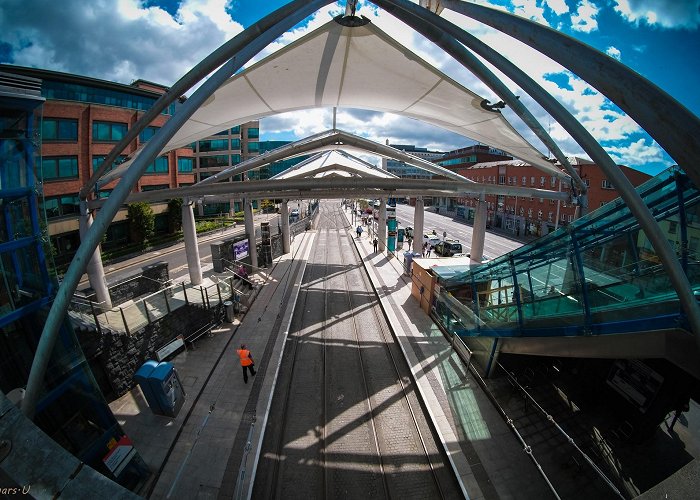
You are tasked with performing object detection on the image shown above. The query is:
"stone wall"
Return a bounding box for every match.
[78,303,215,400]
[82,262,170,306]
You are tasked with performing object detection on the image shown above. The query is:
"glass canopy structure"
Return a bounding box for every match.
[434,167,700,339]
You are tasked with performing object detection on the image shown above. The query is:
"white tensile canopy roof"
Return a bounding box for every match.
[271,149,398,180]
[106,16,564,184]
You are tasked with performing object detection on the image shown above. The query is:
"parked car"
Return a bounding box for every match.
[434,239,463,256]
[423,235,441,248]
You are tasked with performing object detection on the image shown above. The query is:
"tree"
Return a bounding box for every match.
[127,202,155,244]
[167,198,183,233]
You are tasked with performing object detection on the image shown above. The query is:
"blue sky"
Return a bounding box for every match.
[1,0,699,175]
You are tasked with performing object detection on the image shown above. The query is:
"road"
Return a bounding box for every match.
[393,203,523,259]
[77,212,283,290]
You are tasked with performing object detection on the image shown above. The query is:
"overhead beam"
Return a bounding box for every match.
[87,177,569,210]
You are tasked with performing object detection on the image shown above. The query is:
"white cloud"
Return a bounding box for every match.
[613,0,700,29]
[606,46,622,60]
[571,0,600,33]
[544,0,570,15]
[0,0,244,86]
[604,137,668,166]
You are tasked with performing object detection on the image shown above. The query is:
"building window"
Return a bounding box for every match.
[42,156,79,180]
[231,154,241,164]
[551,176,556,187]
[231,138,241,149]
[144,156,169,174]
[231,125,241,134]
[139,126,160,143]
[92,121,127,142]
[520,207,524,215]
[499,175,505,185]
[200,155,229,168]
[548,211,553,222]
[141,184,169,191]
[42,118,78,141]
[92,155,127,173]
[96,189,112,199]
[41,195,80,219]
[522,176,526,186]
[528,208,533,218]
[584,178,590,186]
[178,157,194,173]
[248,142,260,152]
[530,176,535,186]
[540,176,545,186]
[602,179,614,189]
[567,214,573,222]
[247,127,259,139]
[199,139,229,152]
[538,210,543,220]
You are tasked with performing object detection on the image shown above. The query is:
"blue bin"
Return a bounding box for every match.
[133,360,186,417]
[134,360,161,414]
[148,362,186,418]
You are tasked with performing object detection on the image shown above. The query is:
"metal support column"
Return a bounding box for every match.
[281,200,291,254]
[182,199,202,285]
[471,194,487,265]
[378,197,387,251]
[413,197,425,255]
[79,202,112,310]
[244,198,258,270]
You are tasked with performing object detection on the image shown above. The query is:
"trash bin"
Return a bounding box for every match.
[223,300,234,323]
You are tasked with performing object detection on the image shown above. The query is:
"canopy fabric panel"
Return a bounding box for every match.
[159,17,559,176]
[271,149,398,180]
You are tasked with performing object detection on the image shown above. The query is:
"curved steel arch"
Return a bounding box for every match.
[22,0,336,418]
[375,0,700,351]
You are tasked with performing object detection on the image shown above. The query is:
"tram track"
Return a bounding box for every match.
[253,202,462,499]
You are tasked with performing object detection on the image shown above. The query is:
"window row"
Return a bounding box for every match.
[42,155,190,181]
[43,80,175,114]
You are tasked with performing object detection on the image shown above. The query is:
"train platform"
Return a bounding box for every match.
[110,212,548,499]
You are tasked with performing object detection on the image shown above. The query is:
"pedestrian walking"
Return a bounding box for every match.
[422,242,427,257]
[373,237,378,252]
[356,225,363,238]
[236,344,256,384]
[426,244,432,257]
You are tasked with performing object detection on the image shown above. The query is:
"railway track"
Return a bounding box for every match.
[253,202,462,499]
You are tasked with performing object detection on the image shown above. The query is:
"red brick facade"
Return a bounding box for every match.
[454,158,651,236]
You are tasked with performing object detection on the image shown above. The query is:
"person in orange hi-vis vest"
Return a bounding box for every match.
[236,344,256,384]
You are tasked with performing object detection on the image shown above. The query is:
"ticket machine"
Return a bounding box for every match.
[134,361,186,418]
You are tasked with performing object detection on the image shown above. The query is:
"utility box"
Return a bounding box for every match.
[134,361,186,418]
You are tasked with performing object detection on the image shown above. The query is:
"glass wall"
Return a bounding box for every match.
[436,168,700,338]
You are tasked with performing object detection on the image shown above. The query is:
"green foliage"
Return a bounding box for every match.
[260,199,276,213]
[127,202,155,244]
[167,198,183,233]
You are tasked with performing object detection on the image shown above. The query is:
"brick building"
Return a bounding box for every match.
[455,157,652,236]
[0,64,259,265]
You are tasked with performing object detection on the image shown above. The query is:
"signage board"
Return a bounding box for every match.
[103,435,136,477]
[233,239,249,261]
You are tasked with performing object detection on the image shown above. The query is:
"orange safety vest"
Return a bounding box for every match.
[237,349,253,366]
